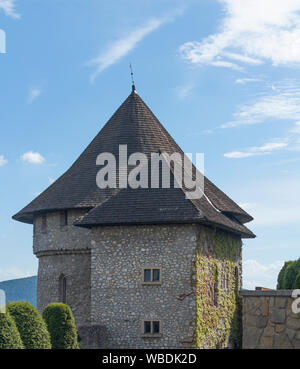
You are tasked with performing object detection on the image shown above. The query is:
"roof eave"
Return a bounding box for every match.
[74,218,256,239]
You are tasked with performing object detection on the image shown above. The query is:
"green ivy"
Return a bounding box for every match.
[181,226,242,349]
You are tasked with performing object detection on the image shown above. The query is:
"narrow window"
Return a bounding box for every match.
[213,265,218,306]
[153,269,160,282]
[235,266,239,291]
[142,268,161,284]
[144,321,151,334]
[213,280,218,306]
[60,210,68,228]
[153,321,160,334]
[144,269,151,283]
[59,274,67,303]
[41,214,47,233]
[142,320,161,336]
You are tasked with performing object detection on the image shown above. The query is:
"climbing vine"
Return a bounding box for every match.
[179,226,242,349]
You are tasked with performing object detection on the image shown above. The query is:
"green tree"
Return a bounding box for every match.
[277,261,293,289]
[0,311,24,349]
[283,259,300,289]
[7,301,51,349]
[43,303,79,349]
[277,259,300,289]
[293,270,300,289]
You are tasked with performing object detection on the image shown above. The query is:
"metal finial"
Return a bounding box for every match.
[129,63,135,92]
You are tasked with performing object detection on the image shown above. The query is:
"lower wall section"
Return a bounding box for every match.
[36,250,91,325]
[90,224,198,349]
[241,290,300,349]
[77,324,108,349]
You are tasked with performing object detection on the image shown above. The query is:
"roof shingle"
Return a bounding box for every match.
[12,89,255,238]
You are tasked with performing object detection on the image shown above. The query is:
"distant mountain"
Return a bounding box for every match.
[0,276,37,307]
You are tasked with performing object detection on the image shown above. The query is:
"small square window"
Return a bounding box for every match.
[142,268,162,285]
[142,320,161,337]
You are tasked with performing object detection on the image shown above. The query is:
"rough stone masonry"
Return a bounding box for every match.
[241,290,300,349]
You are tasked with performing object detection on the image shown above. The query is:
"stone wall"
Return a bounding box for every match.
[90,223,242,349]
[90,224,197,349]
[34,210,92,324]
[33,211,242,348]
[241,290,300,349]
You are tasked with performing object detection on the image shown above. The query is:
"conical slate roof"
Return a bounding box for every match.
[13,88,255,238]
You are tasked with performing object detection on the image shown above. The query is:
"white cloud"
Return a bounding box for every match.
[27,88,42,104]
[235,78,261,84]
[222,80,300,128]
[243,259,284,290]
[0,155,7,166]
[289,121,300,134]
[0,268,36,283]
[224,141,287,158]
[179,0,300,70]
[21,151,45,164]
[176,83,194,100]
[87,10,182,81]
[238,202,258,211]
[48,177,55,184]
[0,0,20,19]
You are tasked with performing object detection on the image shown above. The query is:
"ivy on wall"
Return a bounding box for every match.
[179,225,242,349]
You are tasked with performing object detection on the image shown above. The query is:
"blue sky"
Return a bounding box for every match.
[1,0,300,288]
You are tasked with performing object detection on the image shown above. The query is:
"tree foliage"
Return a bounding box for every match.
[7,301,51,349]
[277,259,300,289]
[43,303,79,349]
[0,311,24,349]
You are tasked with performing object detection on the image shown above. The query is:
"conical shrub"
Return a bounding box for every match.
[7,301,51,349]
[43,303,79,349]
[0,310,24,349]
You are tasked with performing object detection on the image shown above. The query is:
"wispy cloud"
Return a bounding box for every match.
[87,10,182,82]
[176,83,195,100]
[0,0,20,19]
[27,88,42,104]
[224,141,288,158]
[179,0,300,70]
[235,78,261,84]
[243,259,284,290]
[21,151,45,164]
[221,80,300,128]
[0,155,7,166]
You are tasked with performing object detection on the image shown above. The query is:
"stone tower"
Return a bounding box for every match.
[13,87,255,348]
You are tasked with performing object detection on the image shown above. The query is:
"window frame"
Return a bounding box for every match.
[141,320,162,338]
[60,210,68,229]
[41,214,47,234]
[59,274,67,303]
[141,267,162,285]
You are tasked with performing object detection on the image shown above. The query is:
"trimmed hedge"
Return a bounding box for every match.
[0,311,24,349]
[7,301,51,349]
[43,303,79,349]
[277,259,300,289]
